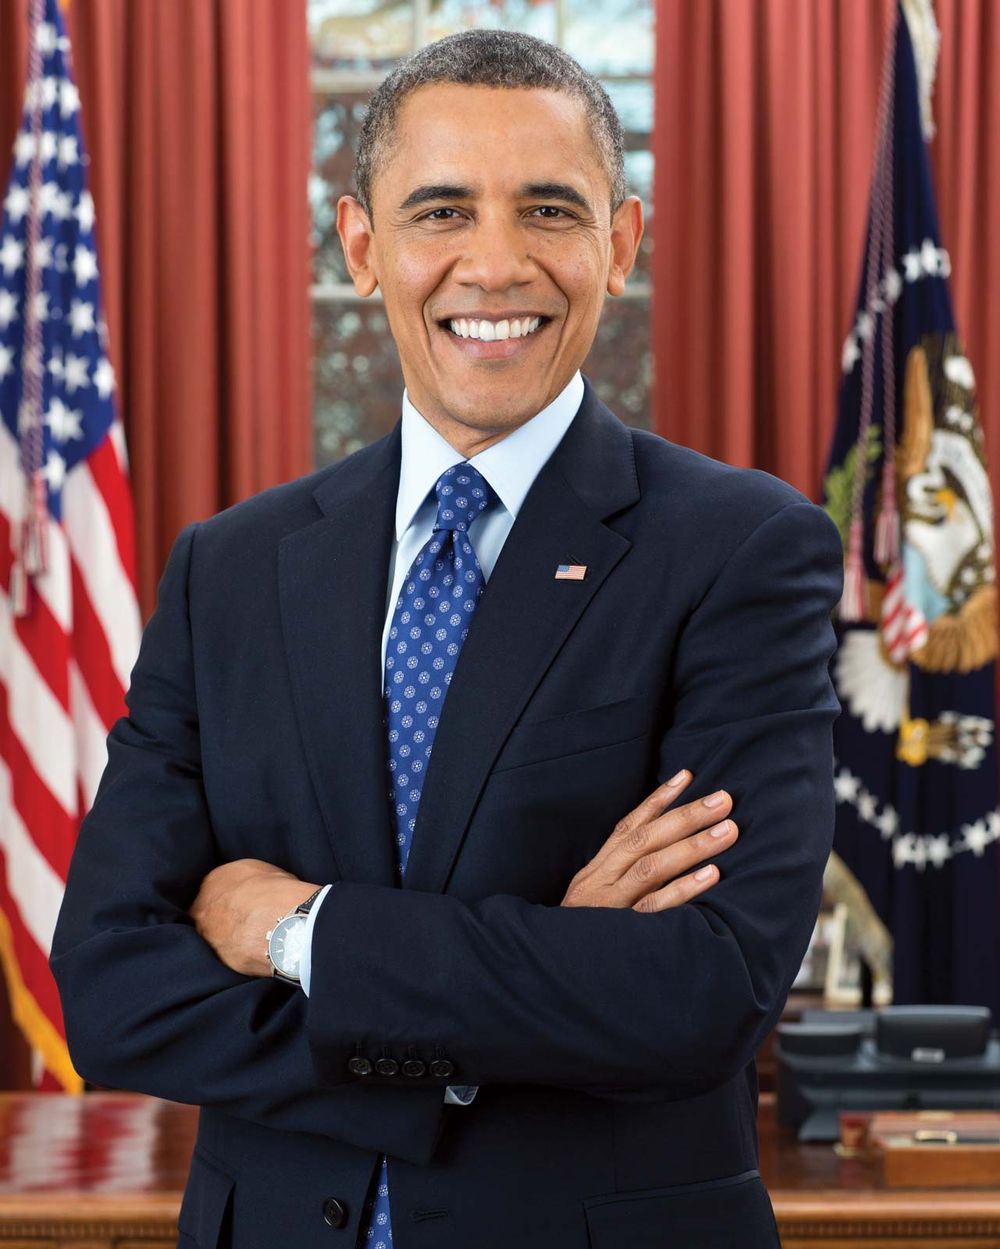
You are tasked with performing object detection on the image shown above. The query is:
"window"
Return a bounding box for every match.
[308,0,653,465]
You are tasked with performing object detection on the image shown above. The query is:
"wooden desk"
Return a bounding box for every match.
[1,1092,998,1246]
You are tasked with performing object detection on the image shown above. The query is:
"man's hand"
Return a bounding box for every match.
[560,771,737,912]
[190,858,321,977]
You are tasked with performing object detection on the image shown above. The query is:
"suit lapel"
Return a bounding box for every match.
[278,423,402,887]
[403,380,640,894]
[278,378,641,895]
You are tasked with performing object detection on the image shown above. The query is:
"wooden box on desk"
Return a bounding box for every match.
[866,1111,1000,1188]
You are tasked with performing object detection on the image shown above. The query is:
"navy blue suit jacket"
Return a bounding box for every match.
[51,377,843,1248]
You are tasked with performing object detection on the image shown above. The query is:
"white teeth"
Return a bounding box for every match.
[448,316,543,340]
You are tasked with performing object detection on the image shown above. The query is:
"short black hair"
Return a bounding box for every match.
[354,29,626,225]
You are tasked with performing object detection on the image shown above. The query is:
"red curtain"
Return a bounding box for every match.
[653,0,1000,508]
[0,0,313,620]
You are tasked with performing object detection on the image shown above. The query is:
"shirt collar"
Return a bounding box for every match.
[395,371,584,540]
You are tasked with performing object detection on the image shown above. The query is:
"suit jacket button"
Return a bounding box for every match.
[347,1056,372,1076]
[375,1057,400,1076]
[429,1058,455,1078]
[402,1058,426,1077]
[322,1197,348,1228]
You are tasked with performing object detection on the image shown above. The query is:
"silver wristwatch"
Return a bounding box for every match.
[266,887,324,984]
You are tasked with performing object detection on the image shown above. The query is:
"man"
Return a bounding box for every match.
[51,29,843,1249]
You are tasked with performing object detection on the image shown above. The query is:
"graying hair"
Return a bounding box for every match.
[354,30,626,225]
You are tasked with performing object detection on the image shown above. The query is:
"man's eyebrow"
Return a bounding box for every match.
[518,182,593,213]
[396,181,593,214]
[398,184,474,211]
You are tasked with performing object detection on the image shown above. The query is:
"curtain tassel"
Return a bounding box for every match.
[840,518,867,622]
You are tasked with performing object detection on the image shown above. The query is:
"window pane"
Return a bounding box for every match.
[602,80,652,284]
[313,295,650,468]
[313,301,404,466]
[311,92,370,286]
[426,0,557,43]
[309,0,412,71]
[564,0,653,75]
[583,296,651,430]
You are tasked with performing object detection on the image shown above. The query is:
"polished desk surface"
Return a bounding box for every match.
[0,1092,998,1246]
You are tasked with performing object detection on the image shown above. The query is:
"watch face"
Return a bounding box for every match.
[268,915,306,978]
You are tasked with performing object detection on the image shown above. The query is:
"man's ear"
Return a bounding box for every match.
[606,195,644,297]
[337,195,379,296]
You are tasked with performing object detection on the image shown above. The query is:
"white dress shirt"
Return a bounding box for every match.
[299,370,585,1104]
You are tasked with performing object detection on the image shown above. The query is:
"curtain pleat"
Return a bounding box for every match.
[0,0,313,619]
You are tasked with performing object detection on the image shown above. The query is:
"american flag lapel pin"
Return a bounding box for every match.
[554,562,587,581]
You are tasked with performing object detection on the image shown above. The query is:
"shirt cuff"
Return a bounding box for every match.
[298,883,333,997]
[444,1085,479,1105]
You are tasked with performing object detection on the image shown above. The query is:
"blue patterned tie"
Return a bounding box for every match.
[357,461,496,1248]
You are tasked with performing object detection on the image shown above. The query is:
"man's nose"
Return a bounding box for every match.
[452,213,537,290]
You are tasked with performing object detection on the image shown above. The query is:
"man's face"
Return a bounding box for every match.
[337,82,643,454]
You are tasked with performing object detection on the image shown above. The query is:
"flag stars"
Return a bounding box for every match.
[35,21,57,54]
[883,267,903,303]
[34,237,54,270]
[44,397,83,443]
[39,132,58,165]
[38,180,60,216]
[51,189,73,222]
[60,79,81,118]
[75,192,95,233]
[73,245,98,286]
[0,343,13,382]
[4,184,29,225]
[68,298,95,337]
[841,337,861,373]
[41,449,67,494]
[57,135,79,169]
[921,237,949,276]
[13,131,35,167]
[960,819,992,858]
[63,353,90,392]
[40,75,60,110]
[0,289,17,330]
[93,357,115,399]
[0,235,25,277]
[901,248,923,281]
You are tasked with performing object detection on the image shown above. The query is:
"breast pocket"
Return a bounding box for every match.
[582,1169,780,1249]
[492,696,654,773]
[176,1147,236,1249]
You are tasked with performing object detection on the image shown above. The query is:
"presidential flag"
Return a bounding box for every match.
[822,0,1000,1023]
[0,0,141,1089]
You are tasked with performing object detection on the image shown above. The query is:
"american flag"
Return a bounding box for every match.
[0,0,140,1090]
[822,2,1000,1021]
[554,563,587,581]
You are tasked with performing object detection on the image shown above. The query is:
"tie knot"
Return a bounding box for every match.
[432,462,495,533]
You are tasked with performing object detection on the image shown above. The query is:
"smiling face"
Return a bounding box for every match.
[337,83,643,456]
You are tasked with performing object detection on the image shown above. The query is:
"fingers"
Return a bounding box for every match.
[622,815,737,897]
[649,788,734,849]
[601,785,734,885]
[631,861,721,913]
[632,769,695,826]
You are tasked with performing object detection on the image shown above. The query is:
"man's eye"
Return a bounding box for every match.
[422,208,460,221]
[531,206,570,219]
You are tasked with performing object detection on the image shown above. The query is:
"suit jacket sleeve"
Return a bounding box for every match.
[305,499,844,1099]
[49,523,449,1165]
